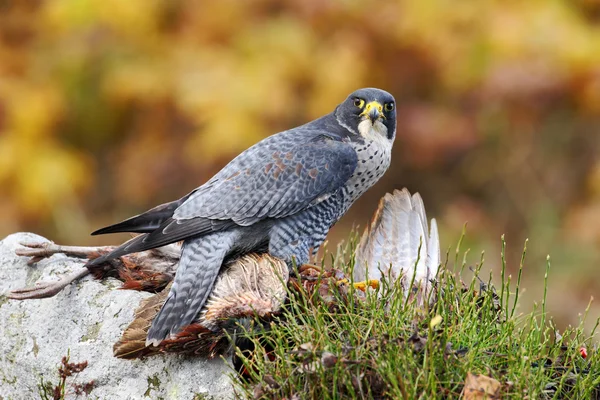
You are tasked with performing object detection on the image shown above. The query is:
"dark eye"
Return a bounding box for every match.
[384,102,395,112]
[353,98,365,108]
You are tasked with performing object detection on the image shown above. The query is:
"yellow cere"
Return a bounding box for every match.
[360,101,384,119]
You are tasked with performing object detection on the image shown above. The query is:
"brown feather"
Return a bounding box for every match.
[113,285,171,358]
[114,254,289,359]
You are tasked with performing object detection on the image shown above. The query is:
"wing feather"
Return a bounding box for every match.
[88,129,356,266]
[175,132,357,225]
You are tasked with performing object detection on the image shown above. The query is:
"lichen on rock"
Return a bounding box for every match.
[0,233,233,399]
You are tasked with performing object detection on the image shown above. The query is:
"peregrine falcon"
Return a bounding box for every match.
[87,87,397,345]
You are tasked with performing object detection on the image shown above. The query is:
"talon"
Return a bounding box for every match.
[352,280,379,292]
[18,241,50,249]
[15,241,55,261]
[8,283,63,300]
[27,257,44,266]
[7,268,90,300]
[336,278,349,286]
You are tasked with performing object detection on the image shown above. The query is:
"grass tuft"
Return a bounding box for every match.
[232,234,600,399]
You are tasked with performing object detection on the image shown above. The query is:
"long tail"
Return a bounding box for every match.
[146,231,238,346]
[91,197,189,236]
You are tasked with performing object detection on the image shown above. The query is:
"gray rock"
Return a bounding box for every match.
[0,233,233,400]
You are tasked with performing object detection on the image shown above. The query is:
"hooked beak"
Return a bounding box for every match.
[360,101,385,123]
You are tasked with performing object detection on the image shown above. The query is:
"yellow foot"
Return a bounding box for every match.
[354,280,380,291]
[335,279,379,291]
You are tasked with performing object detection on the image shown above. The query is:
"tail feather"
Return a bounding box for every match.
[146,232,238,346]
[92,198,187,236]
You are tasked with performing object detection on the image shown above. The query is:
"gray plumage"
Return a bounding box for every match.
[88,88,397,345]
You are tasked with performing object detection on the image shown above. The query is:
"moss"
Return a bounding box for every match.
[0,369,17,385]
[5,313,26,363]
[144,373,161,397]
[80,322,101,342]
[32,336,39,357]
[24,265,43,287]
[193,393,217,400]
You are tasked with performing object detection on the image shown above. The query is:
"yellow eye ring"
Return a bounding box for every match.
[384,102,395,112]
[353,98,365,108]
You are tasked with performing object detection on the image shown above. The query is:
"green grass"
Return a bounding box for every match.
[232,234,600,399]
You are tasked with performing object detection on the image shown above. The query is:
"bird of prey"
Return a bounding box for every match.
[86,87,397,346]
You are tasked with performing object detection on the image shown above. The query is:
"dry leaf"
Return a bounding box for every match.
[461,372,501,399]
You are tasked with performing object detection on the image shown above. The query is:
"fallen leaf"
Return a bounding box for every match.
[320,351,338,368]
[408,331,427,352]
[430,314,443,329]
[263,374,280,389]
[461,372,501,399]
[299,342,314,352]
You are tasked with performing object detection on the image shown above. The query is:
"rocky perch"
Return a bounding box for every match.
[0,233,233,400]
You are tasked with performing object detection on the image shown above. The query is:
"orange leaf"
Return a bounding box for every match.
[461,372,501,400]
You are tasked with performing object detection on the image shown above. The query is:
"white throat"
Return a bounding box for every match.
[358,119,388,141]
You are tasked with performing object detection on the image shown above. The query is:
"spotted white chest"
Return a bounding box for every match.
[344,122,393,203]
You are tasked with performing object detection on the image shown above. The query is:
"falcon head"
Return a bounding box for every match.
[334,88,396,141]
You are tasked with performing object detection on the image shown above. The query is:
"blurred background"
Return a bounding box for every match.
[1,0,599,330]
